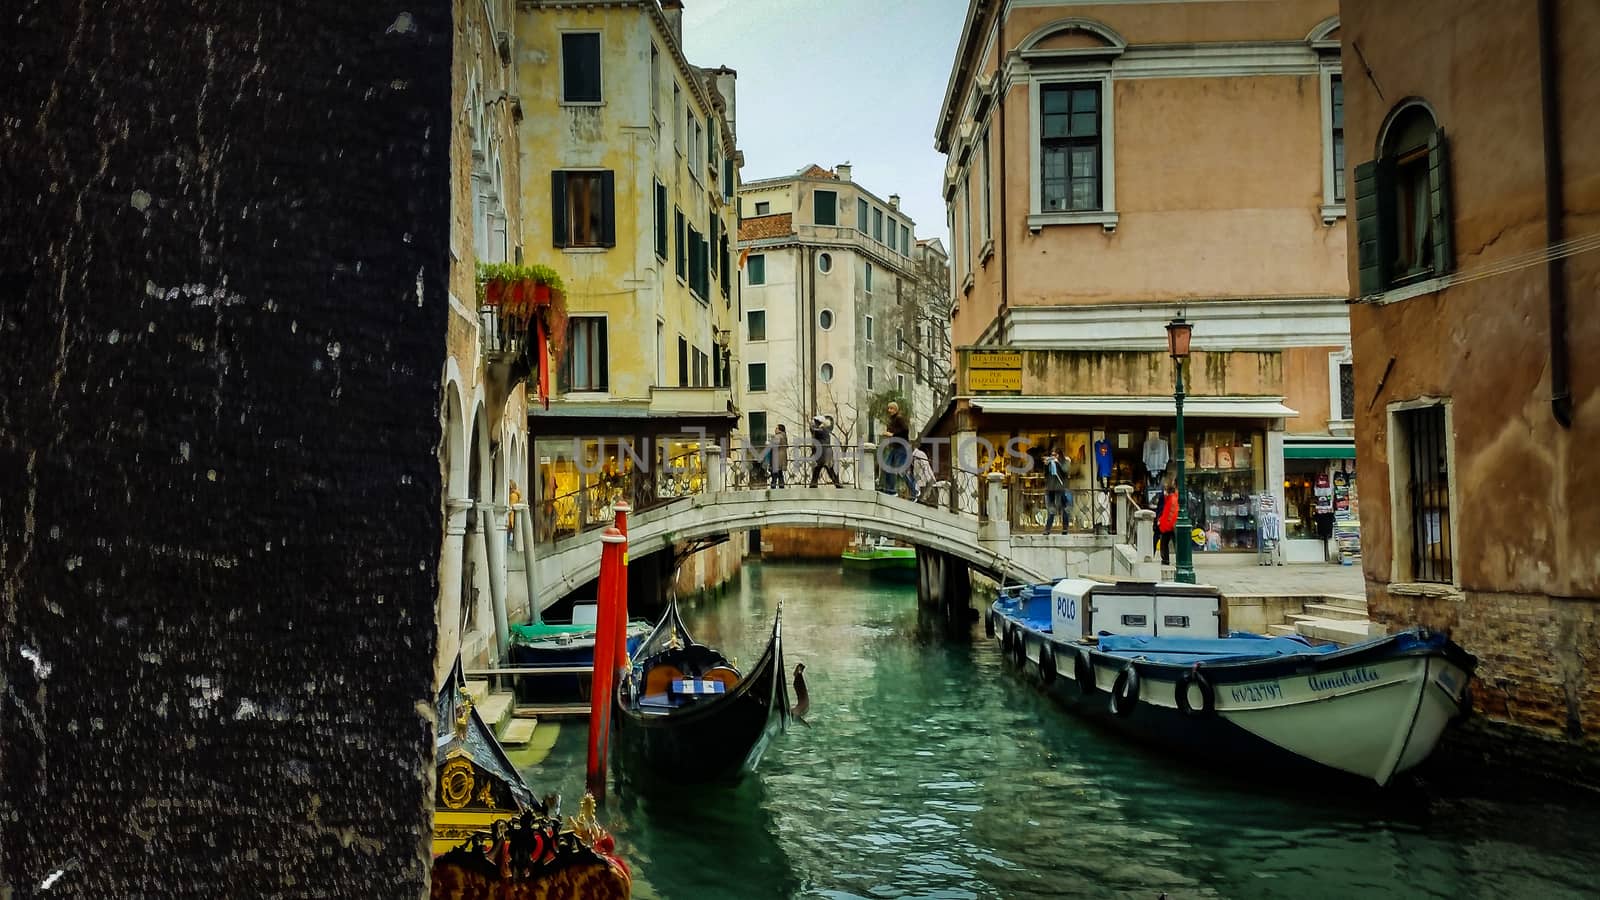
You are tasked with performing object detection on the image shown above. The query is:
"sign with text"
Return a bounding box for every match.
[966,348,1023,393]
[968,368,1022,391]
[969,350,1022,370]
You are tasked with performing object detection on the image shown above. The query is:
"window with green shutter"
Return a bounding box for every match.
[654,180,667,260]
[857,198,869,233]
[814,189,837,226]
[1355,101,1451,296]
[748,254,766,286]
[675,207,686,279]
[552,170,614,248]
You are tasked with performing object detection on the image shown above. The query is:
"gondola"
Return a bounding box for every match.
[613,598,798,783]
[432,659,539,855]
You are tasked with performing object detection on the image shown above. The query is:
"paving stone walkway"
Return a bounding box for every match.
[1186,556,1366,598]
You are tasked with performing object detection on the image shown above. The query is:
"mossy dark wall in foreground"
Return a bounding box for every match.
[0,2,452,895]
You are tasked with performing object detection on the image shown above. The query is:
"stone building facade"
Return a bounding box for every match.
[1340,0,1600,767]
[514,0,745,598]
[736,165,942,459]
[930,0,1356,558]
[436,0,535,685]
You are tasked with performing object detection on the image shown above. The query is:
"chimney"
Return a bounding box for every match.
[661,0,683,46]
[836,163,852,182]
[889,194,900,209]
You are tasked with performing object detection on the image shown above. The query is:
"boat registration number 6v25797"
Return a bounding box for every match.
[1228,682,1284,704]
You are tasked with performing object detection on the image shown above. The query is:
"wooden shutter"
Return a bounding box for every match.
[675,210,685,277]
[556,320,573,393]
[599,171,616,248]
[654,181,667,259]
[1353,159,1391,296]
[551,171,568,248]
[596,319,609,390]
[1428,129,1452,275]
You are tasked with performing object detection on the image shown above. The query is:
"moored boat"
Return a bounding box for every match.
[613,598,798,783]
[840,536,917,584]
[430,793,633,899]
[433,661,540,854]
[507,607,654,704]
[988,579,1477,786]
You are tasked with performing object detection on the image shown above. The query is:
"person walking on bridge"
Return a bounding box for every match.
[770,424,789,489]
[809,416,841,487]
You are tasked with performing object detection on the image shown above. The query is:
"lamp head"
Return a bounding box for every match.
[1166,316,1193,359]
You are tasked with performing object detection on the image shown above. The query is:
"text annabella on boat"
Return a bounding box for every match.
[987,578,1476,786]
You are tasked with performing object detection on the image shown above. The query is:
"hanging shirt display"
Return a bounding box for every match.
[1142,434,1169,476]
[1094,439,1112,478]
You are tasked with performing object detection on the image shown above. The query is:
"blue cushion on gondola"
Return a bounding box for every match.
[639,692,678,709]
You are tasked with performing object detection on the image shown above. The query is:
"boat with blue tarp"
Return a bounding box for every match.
[987,578,1477,785]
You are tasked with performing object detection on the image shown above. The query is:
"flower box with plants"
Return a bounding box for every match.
[476,262,568,407]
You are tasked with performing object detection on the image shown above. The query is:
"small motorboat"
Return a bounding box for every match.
[840,534,917,584]
[614,598,797,783]
[508,604,654,704]
[988,579,1477,786]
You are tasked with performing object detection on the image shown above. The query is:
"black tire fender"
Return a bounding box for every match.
[984,609,996,639]
[1109,663,1141,717]
[1038,644,1057,686]
[1011,631,1027,667]
[1175,666,1216,717]
[1074,650,1096,695]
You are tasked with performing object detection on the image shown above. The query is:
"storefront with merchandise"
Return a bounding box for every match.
[958,397,1295,550]
[1281,437,1359,563]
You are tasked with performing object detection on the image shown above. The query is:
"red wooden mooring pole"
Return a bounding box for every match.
[586,526,627,798]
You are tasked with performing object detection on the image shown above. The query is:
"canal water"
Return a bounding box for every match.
[519,561,1600,899]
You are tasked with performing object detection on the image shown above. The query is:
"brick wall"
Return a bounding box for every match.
[761,526,854,559]
[0,2,452,894]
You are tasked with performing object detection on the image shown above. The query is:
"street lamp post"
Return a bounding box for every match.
[1166,316,1196,584]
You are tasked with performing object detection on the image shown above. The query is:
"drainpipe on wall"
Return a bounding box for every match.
[1538,0,1573,428]
[808,247,818,416]
[995,0,1009,338]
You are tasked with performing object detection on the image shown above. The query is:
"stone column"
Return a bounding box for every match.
[481,500,510,664]
[955,429,980,515]
[1266,425,1287,545]
[860,441,877,491]
[1134,509,1156,562]
[1114,484,1135,544]
[435,496,474,682]
[705,443,725,493]
[978,472,1010,543]
[514,500,537,622]
[467,506,495,665]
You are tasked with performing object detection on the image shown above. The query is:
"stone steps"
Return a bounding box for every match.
[1321,594,1368,612]
[1292,616,1373,645]
[499,717,538,747]
[1266,624,1300,637]
[1301,602,1368,621]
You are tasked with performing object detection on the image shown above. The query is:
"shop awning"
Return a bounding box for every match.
[1284,441,1356,459]
[968,396,1299,419]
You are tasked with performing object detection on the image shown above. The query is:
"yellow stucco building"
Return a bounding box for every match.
[514,0,744,589]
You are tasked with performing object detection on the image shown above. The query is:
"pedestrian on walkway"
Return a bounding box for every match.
[880,401,912,497]
[1156,482,1179,565]
[507,481,521,547]
[770,424,789,489]
[1043,448,1069,533]
[809,416,841,487]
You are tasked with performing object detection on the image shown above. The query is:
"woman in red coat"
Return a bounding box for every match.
[1156,484,1179,565]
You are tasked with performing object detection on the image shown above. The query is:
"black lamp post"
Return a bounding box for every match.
[1166,316,1197,584]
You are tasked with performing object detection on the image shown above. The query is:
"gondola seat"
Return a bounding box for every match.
[700,666,741,690]
[643,663,686,697]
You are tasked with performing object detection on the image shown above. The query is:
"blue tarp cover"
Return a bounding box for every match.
[1095,633,1339,666]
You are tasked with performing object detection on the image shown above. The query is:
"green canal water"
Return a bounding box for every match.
[518,561,1600,899]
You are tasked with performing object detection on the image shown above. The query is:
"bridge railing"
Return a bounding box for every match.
[723,438,863,490]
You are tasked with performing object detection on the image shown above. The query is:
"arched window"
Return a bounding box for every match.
[1355,100,1453,294]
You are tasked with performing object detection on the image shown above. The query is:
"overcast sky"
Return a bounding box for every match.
[682,0,969,247]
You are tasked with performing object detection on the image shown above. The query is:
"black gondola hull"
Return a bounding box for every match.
[613,602,790,784]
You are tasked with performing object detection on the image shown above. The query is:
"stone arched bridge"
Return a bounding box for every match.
[528,483,1117,614]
